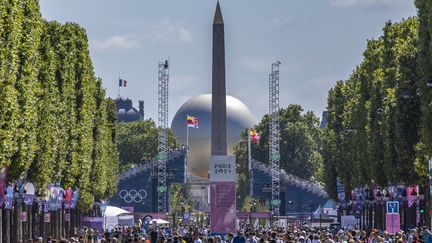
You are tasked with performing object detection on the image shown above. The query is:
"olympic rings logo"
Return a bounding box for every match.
[119,189,148,204]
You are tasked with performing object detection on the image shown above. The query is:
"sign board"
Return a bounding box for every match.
[386,213,400,234]
[210,155,236,235]
[183,213,190,223]
[341,215,357,229]
[44,213,51,223]
[210,156,236,182]
[386,201,399,214]
[250,212,272,219]
[135,212,168,220]
[236,212,249,220]
[20,212,27,222]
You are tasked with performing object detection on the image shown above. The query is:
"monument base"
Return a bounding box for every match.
[210,155,236,235]
[188,174,210,212]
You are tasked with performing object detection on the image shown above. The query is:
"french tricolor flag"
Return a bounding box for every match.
[119,79,128,87]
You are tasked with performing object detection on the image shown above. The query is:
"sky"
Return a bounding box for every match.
[39,0,417,125]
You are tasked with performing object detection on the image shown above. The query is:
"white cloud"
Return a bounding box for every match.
[144,19,193,45]
[91,19,193,52]
[268,17,292,29]
[91,35,140,52]
[329,0,408,9]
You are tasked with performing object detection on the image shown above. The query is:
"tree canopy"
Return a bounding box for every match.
[0,0,119,211]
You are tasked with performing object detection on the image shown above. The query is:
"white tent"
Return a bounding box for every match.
[149,218,169,225]
[104,206,131,217]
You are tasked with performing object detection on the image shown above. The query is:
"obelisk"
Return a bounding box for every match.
[211,1,227,156]
[210,1,236,235]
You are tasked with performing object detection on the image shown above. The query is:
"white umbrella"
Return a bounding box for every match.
[104,206,131,217]
[150,218,169,225]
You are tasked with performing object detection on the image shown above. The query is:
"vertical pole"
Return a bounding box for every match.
[186,121,189,180]
[428,158,432,228]
[186,116,189,151]
[248,128,252,196]
[5,209,10,243]
[0,209,2,243]
[28,205,32,240]
[118,73,121,98]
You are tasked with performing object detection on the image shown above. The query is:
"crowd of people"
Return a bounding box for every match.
[28,223,432,243]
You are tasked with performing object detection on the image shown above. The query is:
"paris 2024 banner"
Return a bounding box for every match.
[210,155,236,235]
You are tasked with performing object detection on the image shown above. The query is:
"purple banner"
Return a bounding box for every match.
[407,185,419,207]
[0,167,7,207]
[210,182,236,235]
[82,217,104,232]
[250,212,271,219]
[64,188,73,209]
[20,212,27,221]
[386,214,400,234]
[4,185,14,209]
[135,212,168,220]
[24,182,35,206]
[24,194,34,206]
[236,212,249,220]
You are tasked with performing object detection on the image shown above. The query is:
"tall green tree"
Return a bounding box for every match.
[117,120,178,170]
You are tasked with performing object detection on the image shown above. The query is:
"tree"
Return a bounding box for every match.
[234,104,323,208]
[117,120,178,170]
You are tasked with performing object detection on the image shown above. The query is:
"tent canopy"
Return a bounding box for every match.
[104,206,131,217]
[150,218,169,225]
[313,206,330,219]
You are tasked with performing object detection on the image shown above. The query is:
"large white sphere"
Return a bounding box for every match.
[171,94,254,179]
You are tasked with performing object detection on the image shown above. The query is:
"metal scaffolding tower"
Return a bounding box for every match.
[157,60,169,212]
[269,61,281,216]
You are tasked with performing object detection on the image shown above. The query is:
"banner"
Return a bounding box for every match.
[353,187,364,210]
[82,217,104,232]
[4,184,14,209]
[0,167,8,207]
[337,178,347,208]
[71,189,79,209]
[44,213,51,223]
[24,183,35,206]
[47,183,60,211]
[64,188,73,209]
[386,214,400,234]
[236,212,249,220]
[210,155,236,235]
[210,182,236,234]
[20,212,27,221]
[250,212,271,219]
[57,186,64,210]
[407,185,419,207]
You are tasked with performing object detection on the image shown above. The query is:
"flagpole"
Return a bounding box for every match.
[248,128,252,196]
[186,115,190,180]
[118,73,121,98]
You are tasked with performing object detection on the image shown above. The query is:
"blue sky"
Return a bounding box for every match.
[40,0,417,125]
